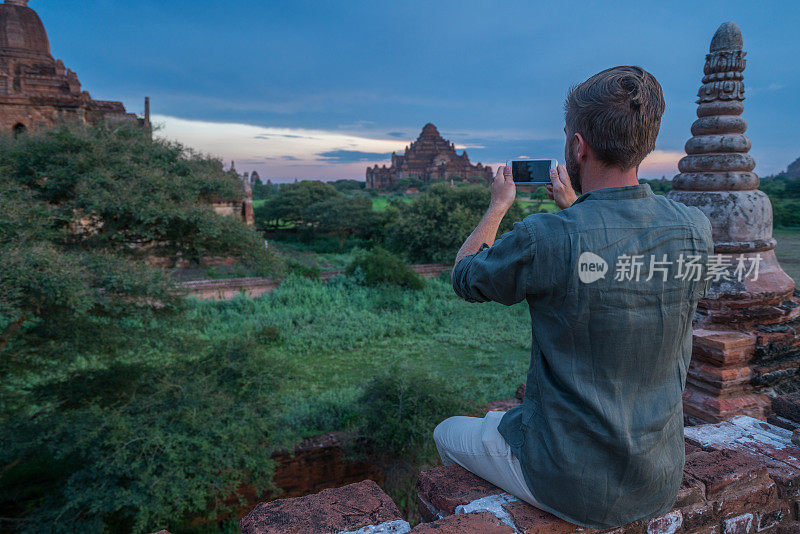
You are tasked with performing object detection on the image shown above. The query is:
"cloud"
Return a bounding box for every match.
[386,131,408,139]
[318,150,393,163]
[152,114,403,182]
[254,133,311,140]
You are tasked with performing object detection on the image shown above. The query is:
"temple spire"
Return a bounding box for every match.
[667,22,795,324]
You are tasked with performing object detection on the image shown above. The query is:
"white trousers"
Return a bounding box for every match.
[433,410,543,508]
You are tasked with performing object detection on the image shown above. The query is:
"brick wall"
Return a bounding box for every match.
[238,415,800,533]
[183,264,452,300]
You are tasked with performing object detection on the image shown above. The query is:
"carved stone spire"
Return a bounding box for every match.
[668,22,796,324]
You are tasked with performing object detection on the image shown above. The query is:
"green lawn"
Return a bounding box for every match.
[217,275,530,408]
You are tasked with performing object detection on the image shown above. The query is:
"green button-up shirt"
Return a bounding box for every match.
[452,184,713,529]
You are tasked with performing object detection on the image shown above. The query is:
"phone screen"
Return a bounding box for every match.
[511,160,552,184]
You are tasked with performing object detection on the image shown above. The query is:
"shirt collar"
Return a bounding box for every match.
[573,183,654,204]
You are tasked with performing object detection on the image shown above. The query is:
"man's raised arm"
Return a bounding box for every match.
[452,165,516,273]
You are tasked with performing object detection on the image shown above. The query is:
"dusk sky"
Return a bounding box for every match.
[36,0,800,182]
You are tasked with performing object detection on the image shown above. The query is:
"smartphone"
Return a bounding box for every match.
[510,159,558,185]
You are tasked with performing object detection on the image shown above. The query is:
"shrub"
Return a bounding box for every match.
[0,123,275,363]
[387,183,524,263]
[345,247,424,289]
[354,366,468,464]
[352,367,472,519]
[0,340,288,533]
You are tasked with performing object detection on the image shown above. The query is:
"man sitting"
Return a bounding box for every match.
[435,66,713,529]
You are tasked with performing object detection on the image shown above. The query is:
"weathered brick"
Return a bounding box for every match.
[754,503,791,532]
[776,521,800,534]
[687,440,705,458]
[688,362,753,395]
[410,511,515,533]
[722,512,754,534]
[771,393,800,425]
[685,449,771,498]
[682,503,717,532]
[694,330,757,353]
[684,526,721,534]
[678,473,707,508]
[762,458,800,499]
[416,464,504,516]
[417,491,441,523]
[239,480,407,534]
[714,482,778,518]
[646,510,682,534]
[598,520,646,534]
[500,499,590,533]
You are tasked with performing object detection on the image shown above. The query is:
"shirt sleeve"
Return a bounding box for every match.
[452,219,536,306]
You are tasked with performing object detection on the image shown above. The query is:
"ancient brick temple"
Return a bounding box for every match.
[366,123,493,189]
[0,0,148,134]
[668,22,800,424]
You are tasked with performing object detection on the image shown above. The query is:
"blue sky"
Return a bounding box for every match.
[35,0,800,182]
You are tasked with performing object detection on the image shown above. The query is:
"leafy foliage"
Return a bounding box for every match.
[387,183,525,263]
[0,123,274,362]
[1,339,286,533]
[345,247,424,289]
[255,180,340,228]
[355,367,468,465]
[1,275,531,532]
[303,194,378,244]
[330,179,365,192]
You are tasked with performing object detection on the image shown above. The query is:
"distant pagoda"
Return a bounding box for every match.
[366,123,492,189]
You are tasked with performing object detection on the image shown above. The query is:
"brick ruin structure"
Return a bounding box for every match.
[238,403,800,533]
[213,162,255,227]
[667,22,800,424]
[0,0,149,133]
[366,123,493,189]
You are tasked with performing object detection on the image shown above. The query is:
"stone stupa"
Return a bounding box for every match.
[668,22,800,424]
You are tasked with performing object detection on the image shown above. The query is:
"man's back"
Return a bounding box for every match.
[453,183,713,528]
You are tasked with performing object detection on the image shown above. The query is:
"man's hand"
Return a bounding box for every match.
[546,164,578,210]
[453,165,515,269]
[489,165,515,213]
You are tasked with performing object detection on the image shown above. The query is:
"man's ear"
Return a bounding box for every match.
[572,132,588,162]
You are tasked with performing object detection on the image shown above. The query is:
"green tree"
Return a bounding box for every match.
[251,179,276,200]
[255,180,340,229]
[0,123,273,362]
[303,194,376,247]
[387,183,525,263]
[330,179,365,192]
[532,186,548,200]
